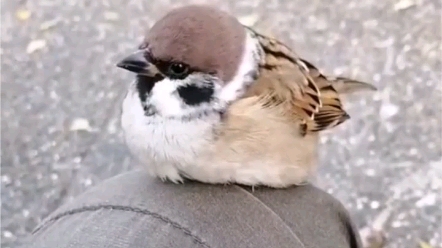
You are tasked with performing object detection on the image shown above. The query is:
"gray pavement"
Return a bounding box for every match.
[1,0,441,247]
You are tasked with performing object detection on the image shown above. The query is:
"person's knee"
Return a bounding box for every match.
[22,170,363,248]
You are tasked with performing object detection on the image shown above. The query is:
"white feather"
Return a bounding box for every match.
[217,30,262,105]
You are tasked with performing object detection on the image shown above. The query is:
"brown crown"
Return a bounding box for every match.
[143,5,246,83]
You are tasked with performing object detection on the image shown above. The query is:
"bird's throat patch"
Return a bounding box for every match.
[136,75,164,104]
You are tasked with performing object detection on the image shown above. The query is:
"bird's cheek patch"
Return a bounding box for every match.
[176,84,215,106]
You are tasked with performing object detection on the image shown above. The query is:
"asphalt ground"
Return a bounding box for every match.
[1,0,441,247]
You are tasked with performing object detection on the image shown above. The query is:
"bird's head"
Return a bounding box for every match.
[117,4,262,118]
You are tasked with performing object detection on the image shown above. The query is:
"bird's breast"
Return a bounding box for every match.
[121,89,219,166]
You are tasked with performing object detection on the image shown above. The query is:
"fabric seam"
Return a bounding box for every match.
[32,204,211,248]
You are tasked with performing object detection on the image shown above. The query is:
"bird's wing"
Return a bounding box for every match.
[243,28,376,135]
[299,59,376,133]
[244,29,322,122]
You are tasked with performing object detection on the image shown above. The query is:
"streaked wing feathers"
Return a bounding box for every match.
[300,58,376,133]
[243,28,376,135]
[244,29,322,121]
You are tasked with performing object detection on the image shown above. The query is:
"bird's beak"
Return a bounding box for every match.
[116,50,156,76]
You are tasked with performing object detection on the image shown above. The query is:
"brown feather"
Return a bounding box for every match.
[243,28,322,122]
[242,28,376,135]
[300,58,376,133]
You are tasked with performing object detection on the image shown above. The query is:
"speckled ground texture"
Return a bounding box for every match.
[1,0,441,247]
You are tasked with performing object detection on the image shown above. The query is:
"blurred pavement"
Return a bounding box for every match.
[1,0,441,247]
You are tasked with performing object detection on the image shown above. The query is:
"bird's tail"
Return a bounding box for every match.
[329,77,377,95]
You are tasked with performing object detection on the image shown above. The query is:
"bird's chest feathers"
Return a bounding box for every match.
[122,95,220,166]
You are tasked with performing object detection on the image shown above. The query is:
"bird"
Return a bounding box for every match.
[116,4,377,188]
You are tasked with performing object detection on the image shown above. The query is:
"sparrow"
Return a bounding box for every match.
[116,4,376,188]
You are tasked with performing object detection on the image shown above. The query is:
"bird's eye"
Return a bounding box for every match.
[167,63,189,78]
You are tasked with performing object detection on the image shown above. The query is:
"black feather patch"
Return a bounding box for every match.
[177,83,214,106]
[136,75,164,104]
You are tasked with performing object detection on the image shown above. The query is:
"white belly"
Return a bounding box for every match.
[121,88,220,182]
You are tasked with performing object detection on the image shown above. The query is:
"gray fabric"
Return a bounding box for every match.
[20,169,362,248]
